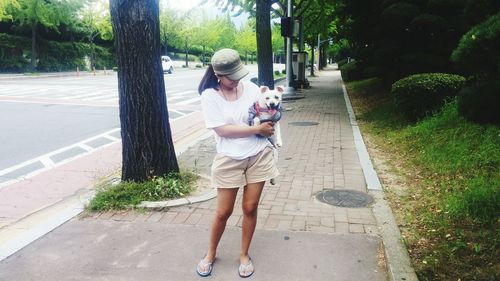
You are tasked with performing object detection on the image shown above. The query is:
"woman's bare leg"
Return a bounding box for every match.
[240,181,265,264]
[204,188,238,264]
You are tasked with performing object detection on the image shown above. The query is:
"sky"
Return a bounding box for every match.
[163,0,203,11]
[162,0,249,28]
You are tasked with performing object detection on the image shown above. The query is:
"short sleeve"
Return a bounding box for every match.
[200,89,226,129]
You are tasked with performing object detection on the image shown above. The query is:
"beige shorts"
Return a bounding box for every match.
[211,147,279,188]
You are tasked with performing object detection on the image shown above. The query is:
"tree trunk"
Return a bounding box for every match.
[202,46,205,66]
[184,40,188,67]
[110,0,179,182]
[255,0,274,89]
[30,22,37,71]
[310,43,315,77]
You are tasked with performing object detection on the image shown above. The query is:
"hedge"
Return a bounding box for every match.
[457,79,500,125]
[391,73,466,120]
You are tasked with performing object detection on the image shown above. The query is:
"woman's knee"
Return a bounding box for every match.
[215,208,233,221]
[242,203,258,217]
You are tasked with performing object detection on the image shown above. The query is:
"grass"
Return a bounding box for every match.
[86,169,199,211]
[346,78,500,280]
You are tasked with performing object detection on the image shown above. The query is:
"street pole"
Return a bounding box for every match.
[283,0,295,96]
[317,34,320,71]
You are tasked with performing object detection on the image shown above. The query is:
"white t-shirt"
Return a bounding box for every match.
[200,81,270,160]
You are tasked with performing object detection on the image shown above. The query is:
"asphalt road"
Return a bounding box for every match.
[0,67,205,186]
[0,64,283,186]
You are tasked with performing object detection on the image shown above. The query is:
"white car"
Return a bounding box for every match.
[161,55,174,74]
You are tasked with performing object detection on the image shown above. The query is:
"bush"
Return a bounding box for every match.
[281,69,286,74]
[451,12,500,78]
[457,79,500,125]
[337,58,348,67]
[340,61,363,82]
[0,33,31,72]
[0,33,115,72]
[391,73,465,120]
[399,52,449,76]
[381,2,420,29]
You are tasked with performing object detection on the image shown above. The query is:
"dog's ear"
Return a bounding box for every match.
[260,86,269,93]
[276,86,284,93]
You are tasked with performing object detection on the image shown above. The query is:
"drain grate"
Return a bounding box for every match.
[316,190,373,208]
[289,121,319,126]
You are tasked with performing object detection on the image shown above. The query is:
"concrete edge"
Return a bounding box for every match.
[340,80,382,191]
[0,129,215,262]
[338,73,418,281]
[370,190,419,281]
[138,174,217,209]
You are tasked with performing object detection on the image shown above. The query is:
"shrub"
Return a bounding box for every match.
[391,73,465,120]
[281,69,286,74]
[457,79,500,125]
[381,2,420,29]
[340,61,363,82]
[274,70,280,75]
[451,12,500,78]
[337,58,348,67]
[399,52,448,76]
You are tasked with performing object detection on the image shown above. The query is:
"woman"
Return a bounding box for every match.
[196,48,279,278]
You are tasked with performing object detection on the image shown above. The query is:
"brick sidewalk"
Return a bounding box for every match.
[85,69,378,237]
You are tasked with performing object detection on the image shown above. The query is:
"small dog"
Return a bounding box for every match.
[248,85,284,184]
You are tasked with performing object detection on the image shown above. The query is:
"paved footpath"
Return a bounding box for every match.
[0,68,417,280]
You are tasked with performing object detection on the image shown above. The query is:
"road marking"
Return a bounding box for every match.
[0,128,121,189]
[175,97,201,105]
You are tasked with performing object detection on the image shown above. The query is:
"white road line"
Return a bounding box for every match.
[84,93,117,101]
[169,90,197,96]
[0,128,121,188]
[0,99,118,107]
[175,97,201,105]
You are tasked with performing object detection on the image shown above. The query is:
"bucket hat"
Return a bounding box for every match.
[211,48,249,81]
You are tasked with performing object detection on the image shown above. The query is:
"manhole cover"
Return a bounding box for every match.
[289,121,319,126]
[316,190,373,208]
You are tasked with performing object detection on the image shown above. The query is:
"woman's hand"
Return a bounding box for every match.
[257,122,275,137]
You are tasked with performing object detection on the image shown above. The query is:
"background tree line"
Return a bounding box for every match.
[329,0,499,125]
[0,0,285,73]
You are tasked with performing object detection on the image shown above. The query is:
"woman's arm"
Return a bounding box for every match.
[214,122,275,138]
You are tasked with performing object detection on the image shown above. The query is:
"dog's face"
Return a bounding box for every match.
[258,86,283,110]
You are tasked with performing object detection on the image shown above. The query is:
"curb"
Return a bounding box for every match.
[138,174,217,209]
[339,71,418,281]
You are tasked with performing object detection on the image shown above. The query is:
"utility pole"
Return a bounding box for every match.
[283,0,295,96]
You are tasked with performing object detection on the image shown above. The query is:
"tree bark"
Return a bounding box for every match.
[110,0,179,182]
[256,0,274,89]
[30,23,37,70]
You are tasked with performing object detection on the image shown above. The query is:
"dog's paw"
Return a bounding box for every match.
[276,139,283,147]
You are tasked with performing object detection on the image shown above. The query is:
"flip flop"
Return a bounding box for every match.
[196,256,214,277]
[238,257,254,278]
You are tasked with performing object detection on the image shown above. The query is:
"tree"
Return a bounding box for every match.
[109,0,179,181]
[192,16,224,66]
[235,19,257,65]
[207,0,276,87]
[271,23,284,63]
[159,6,184,55]
[79,0,112,70]
[12,0,85,70]
[255,0,273,87]
[0,0,18,21]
